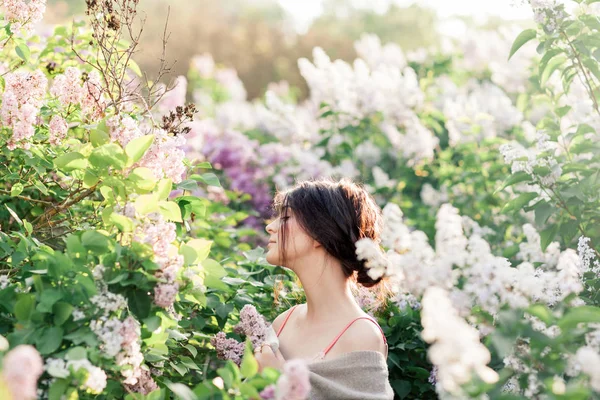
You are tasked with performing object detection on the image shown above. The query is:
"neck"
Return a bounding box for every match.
[292,253,362,323]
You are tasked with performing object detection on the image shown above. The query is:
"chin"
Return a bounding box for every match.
[265,251,278,266]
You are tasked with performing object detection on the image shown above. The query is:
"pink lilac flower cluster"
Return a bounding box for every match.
[107,116,186,183]
[234,304,273,349]
[133,213,183,308]
[274,359,311,400]
[116,316,158,394]
[48,115,68,145]
[50,67,83,105]
[137,129,187,184]
[1,69,47,150]
[1,344,44,400]
[2,0,46,34]
[51,68,107,122]
[210,331,245,365]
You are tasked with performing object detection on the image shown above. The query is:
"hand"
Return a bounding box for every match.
[254,343,285,372]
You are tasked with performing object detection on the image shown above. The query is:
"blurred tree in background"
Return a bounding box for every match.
[44,0,440,99]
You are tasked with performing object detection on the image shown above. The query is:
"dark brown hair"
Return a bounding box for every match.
[273,178,384,287]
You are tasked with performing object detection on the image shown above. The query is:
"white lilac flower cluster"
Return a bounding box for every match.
[432,77,523,146]
[259,359,311,400]
[578,236,600,277]
[1,70,47,150]
[255,91,320,144]
[45,357,107,393]
[1,0,46,34]
[500,130,563,190]
[530,0,567,33]
[1,344,44,400]
[421,287,499,394]
[575,347,600,392]
[364,201,586,318]
[299,45,419,126]
[355,238,389,281]
[90,315,157,394]
[516,223,561,267]
[456,26,537,93]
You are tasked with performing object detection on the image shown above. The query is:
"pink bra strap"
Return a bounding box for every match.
[322,317,387,356]
[276,305,299,337]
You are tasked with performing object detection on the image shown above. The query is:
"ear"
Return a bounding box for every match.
[313,239,322,248]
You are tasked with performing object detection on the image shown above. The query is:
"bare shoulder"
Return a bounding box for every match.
[271,304,302,332]
[335,317,387,356]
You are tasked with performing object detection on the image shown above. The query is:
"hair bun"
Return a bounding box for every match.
[355,259,383,288]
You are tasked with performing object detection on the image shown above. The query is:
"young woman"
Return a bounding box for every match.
[254,178,394,400]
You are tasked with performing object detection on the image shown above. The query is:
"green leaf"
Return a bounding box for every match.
[90,120,110,147]
[184,344,198,358]
[166,382,198,400]
[125,134,155,166]
[66,346,87,360]
[53,301,74,325]
[128,289,151,319]
[240,341,258,378]
[558,306,600,330]
[495,171,531,193]
[127,167,157,191]
[10,183,24,197]
[534,202,554,226]
[15,43,30,61]
[195,161,212,169]
[81,231,110,253]
[159,201,183,222]
[186,240,213,264]
[4,204,22,225]
[135,194,159,214]
[37,326,64,355]
[502,192,538,213]
[23,219,32,234]
[109,212,134,232]
[527,304,554,325]
[508,29,537,60]
[196,173,221,187]
[540,223,560,252]
[48,379,69,400]
[54,152,88,171]
[390,380,412,399]
[89,143,128,169]
[156,179,173,200]
[239,383,260,399]
[37,289,64,312]
[538,48,563,77]
[14,294,35,321]
[540,55,567,86]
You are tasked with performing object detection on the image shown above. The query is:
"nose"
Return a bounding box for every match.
[266,219,277,235]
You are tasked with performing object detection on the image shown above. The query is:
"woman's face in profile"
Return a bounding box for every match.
[265,209,315,269]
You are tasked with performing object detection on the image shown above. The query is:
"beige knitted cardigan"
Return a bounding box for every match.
[307,351,394,400]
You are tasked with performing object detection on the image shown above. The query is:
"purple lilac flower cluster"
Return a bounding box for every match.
[210,331,246,365]
[234,304,273,348]
[200,125,274,217]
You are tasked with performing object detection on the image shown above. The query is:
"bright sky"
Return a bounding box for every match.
[278,0,534,32]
